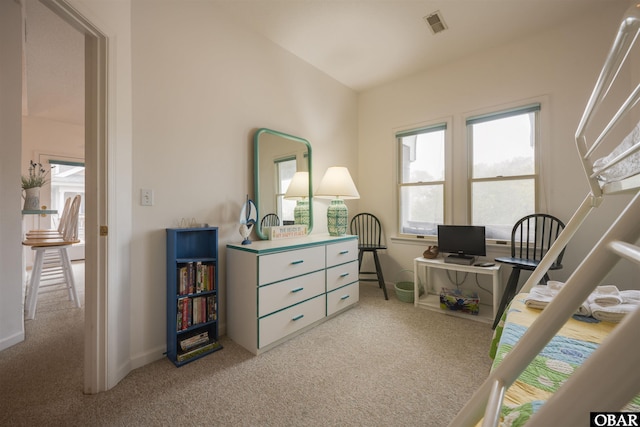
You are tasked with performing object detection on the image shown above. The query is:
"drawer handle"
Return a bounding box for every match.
[340,294,350,300]
[291,287,304,293]
[291,260,304,265]
[339,250,349,254]
[292,314,304,321]
[339,272,350,278]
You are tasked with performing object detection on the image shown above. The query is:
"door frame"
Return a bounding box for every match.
[39,0,108,394]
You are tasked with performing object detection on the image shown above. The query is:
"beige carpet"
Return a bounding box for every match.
[0,263,494,426]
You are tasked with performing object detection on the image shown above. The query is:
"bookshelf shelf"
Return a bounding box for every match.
[166,227,222,366]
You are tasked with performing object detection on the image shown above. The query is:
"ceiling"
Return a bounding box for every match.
[215,0,616,91]
[24,0,617,125]
[23,0,84,125]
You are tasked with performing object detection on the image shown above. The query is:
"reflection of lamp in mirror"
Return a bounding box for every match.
[283,171,310,226]
[315,167,360,236]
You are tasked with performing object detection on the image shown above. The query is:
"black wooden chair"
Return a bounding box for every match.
[260,213,280,228]
[492,213,566,328]
[350,213,388,300]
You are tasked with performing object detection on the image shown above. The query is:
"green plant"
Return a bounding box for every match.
[21,160,50,189]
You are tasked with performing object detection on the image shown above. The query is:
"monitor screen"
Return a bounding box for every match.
[437,225,486,258]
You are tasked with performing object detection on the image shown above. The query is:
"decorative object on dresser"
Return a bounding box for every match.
[166,227,222,366]
[227,234,359,355]
[283,171,310,226]
[315,166,360,236]
[238,195,257,245]
[349,212,388,300]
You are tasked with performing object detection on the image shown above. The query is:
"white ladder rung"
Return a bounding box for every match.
[608,240,640,263]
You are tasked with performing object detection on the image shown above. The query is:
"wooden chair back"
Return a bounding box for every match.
[510,213,566,269]
[350,213,385,249]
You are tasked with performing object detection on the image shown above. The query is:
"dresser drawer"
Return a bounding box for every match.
[258,270,325,317]
[326,239,358,268]
[259,294,326,348]
[258,245,325,285]
[327,282,359,316]
[326,260,359,292]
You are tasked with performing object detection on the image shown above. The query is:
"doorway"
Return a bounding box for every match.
[26,0,109,394]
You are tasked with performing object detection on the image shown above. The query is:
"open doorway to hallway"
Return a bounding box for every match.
[19,0,109,393]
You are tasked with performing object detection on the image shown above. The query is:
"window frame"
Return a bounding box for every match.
[274,156,297,222]
[396,119,452,238]
[466,103,541,242]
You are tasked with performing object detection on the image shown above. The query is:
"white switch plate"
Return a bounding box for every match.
[141,189,154,206]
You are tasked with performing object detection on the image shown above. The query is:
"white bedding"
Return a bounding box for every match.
[593,120,640,183]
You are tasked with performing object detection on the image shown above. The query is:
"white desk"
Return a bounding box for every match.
[413,257,503,324]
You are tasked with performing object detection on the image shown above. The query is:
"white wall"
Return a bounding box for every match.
[357,3,638,301]
[0,0,26,352]
[129,1,358,368]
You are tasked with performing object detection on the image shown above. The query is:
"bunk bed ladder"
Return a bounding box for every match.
[450,190,640,427]
[451,4,640,425]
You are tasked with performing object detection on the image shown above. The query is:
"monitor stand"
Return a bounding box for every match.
[444,254,476,265]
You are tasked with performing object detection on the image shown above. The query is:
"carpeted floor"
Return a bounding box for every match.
[0,263,494,426]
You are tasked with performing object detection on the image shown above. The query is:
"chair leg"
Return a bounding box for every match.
[60,248,80,308]
[540,273,550,286]
[358,249,364,271]
[492,268,522,329]
[26,248,45,320]
[372,251,388,300]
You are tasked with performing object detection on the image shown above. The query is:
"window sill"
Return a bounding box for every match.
[390,235,512,256]
[390,235,437,246]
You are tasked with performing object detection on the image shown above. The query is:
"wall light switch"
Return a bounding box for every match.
[141,189,154,206]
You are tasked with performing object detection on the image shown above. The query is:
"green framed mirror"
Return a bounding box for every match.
[254,128,313,240]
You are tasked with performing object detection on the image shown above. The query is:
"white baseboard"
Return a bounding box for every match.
[0,330,25,352]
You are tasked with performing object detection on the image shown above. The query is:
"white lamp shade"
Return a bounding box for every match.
[315,167,360,200]
[284,171,309,200]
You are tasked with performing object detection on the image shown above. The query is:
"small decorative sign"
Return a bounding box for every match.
[269,225,308,240]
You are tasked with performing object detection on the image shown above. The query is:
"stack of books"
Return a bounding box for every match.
[177,332,222,363]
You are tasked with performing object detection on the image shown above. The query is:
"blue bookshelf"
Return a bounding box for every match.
[166,227,222,366]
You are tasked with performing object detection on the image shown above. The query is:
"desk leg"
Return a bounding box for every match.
[413,260,419,307]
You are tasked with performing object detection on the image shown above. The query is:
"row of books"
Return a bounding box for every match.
[177,339,222,363]
[177,295,217,331]
[180,331,210,351]
[177,262,216,296]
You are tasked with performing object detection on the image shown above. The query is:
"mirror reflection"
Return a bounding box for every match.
[254,128,313,240]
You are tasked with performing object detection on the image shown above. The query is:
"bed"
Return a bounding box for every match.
[451,3,640,426]
[485,294,640,426]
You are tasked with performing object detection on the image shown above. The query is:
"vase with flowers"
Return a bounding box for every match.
[21,160,50,210]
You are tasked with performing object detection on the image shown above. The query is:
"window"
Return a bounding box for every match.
[397,123,446,236]
[467,104,540,240]
[275,157,297,222]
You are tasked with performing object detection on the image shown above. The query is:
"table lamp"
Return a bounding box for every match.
[283,171,310,226]
[315,166,360,236]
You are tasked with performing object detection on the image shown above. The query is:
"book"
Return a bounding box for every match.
[176,341,222,363]
[209,264,215,290]
[180,331,209,351]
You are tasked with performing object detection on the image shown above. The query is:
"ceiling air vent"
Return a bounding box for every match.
[424,11,448,35]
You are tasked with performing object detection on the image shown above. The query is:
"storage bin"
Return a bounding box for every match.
[439,288,480,315]
[394,270,424,303]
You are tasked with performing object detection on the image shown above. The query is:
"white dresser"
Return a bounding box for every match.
[226,234,359,355]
